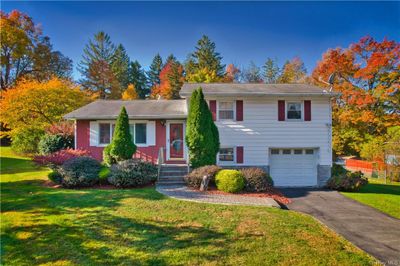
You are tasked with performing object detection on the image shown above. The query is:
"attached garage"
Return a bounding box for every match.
[269,148,318,187]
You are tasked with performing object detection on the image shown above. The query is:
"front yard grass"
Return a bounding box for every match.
[1,147,374,265]
[341,178,400,219]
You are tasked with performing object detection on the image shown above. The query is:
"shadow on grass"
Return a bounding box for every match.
[2,208,228,265]
[1,180,166,215]
[359,183,400,195]
[0,156,42,174]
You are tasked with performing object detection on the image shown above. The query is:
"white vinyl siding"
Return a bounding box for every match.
[211,96,332,166]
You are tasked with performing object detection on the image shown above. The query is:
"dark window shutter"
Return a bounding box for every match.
[304,100,311,121]
[278,100,285,121]
[236,100,243,121]
[209,100,216,121]
[236,146,244,164]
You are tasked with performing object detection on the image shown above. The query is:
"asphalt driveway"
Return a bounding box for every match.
[281,188,400,264]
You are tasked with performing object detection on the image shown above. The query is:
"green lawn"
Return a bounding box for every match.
[341,178,400,219]
[1,147,374,265]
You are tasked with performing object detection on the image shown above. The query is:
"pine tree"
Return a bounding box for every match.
[112,44,130,93]
[103,106,136,165]
[147,53,163,87]
[166,54,177,64]
[185,35,225,82]
[185,87,220,168]
[128,60,148,99]
[263,58,280,83]
[78,31,119,99]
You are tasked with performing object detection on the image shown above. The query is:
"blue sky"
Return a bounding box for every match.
[3,1,400,80]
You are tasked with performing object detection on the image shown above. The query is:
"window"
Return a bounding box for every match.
[218,102,234,120]
[129,123,147,145]
[305,149,314,155]
[287,102,302,120]
[271,149,280,155]
[282,149,291,155]
[294,149,303,155]
[135,123,147,144]
[99,123,111,144]
[219,148,234,162]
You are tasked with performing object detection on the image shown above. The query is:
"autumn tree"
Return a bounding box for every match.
[128,60,148,99]
[278,57,307,83]
[185,35,225,83]
[312,36,400,156]
[263,58,280,83]
[241,61,263,83]
[222,64,240,83]
[0,77,91,153]
[147,53,163,87]
[1,10,72,90]
[78,31,121,99]
[151,61,184,99]
[122,84,139,100]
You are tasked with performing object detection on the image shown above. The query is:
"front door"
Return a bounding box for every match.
[169,123,184,159]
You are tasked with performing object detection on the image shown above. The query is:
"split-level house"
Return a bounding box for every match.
[65,83,335,187]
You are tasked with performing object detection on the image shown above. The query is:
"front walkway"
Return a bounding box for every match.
[281,188,400,264]
[156,185,280,208]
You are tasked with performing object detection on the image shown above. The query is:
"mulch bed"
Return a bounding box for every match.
[201,186,291,205]
[42,180,155,190]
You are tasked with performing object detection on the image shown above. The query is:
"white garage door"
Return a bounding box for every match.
[270,148,317,187]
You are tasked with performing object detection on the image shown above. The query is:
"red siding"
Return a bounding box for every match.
[278,100,285,121]
[76,119,167,163]
[76,120,103,161]
[209,100,217,121]
[236,100,243,121]
[236,146,244,164]
[304,100,311,121]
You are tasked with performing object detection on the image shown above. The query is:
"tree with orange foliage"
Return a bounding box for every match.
[150,61,184,99]
[312,36,400,156]
[1,10,72,90]
[222,64,240,83]
[122,84,139,100]
[0,77,91,153]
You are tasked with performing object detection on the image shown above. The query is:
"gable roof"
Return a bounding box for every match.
[180,83,333,97]
[64,99,187,120]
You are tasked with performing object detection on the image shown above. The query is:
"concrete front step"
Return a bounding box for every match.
[159,177,185,182]
[160,173,187,178]
[156,181,186,185]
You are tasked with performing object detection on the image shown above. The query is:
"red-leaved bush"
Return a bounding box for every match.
[46,121,74,137]
[33,148,92,167]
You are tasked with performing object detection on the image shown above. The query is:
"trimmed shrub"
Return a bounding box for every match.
[327,171,368,191]
[215,169,245,193]
[103,106,136,165]
[38,134,73,155]
[48,170,62,184]
[108,159,157,188]
[33,148,91,168]
[60,156,101,188]
[241,167,273,192]
[99,165,111,184]
[184,165,221,188]
[331,164,348,177]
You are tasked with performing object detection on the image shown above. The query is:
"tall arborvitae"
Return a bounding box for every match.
[112,44,130,93]
[128,60,148,99]
[147,53,163,87]
[185,87,220,168]
[185,35,225,82]
[78,31,119,99]
[103,106,136,165]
